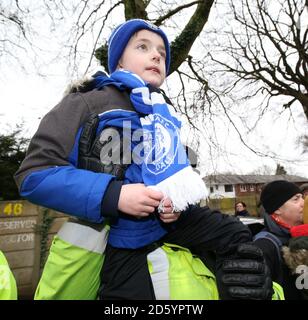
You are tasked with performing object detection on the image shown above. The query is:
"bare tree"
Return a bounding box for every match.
[0,0,69,72]
[1,0,306,174]
[275,163,287,175]
[249,165,274,175]
[68,0,215,77]
[1,0,226,169]
[0,1,30,68]
[209,0,308,121]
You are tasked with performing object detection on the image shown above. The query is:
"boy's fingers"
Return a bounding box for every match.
[161,206,173,214]
[162,197,172,207]
[142,205,156,213]
[159,213,179,223]
[143,199,160,208]
[146,187,164,200]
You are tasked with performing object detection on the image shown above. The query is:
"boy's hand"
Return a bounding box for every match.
[118,184,163,218]
[158,197,181,223]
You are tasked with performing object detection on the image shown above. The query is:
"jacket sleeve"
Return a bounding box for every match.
[14,92,117,223]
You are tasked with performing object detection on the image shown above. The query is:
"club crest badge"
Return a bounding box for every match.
[144,114,179,175]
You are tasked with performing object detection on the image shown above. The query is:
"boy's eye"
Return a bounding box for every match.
[137,44,147,51]
[160,51,166,59]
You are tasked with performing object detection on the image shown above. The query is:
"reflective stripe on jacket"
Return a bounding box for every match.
[35,220,108,300]
[147,243,219,300]
[0,251,17,300]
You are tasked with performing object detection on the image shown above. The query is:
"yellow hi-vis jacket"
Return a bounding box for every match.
[34,219,284,300]
[0,251,17,300]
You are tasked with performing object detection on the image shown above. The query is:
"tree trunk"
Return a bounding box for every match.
[124,0,148,20]
[169,0,215,74]
[300,95,308,122]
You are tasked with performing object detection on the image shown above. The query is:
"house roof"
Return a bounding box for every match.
[203,174,308,185]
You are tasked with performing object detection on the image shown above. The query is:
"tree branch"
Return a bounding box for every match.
[169,0,215,74]
[154,1,201,26]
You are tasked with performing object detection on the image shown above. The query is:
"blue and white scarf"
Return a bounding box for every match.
[95,70,207,211]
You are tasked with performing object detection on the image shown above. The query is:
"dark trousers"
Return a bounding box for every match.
[99,205,252,300]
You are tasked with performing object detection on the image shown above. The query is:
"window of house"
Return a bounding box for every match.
[249,184,254,191]
[215,185,219,190]
[224,184,233,192]
[240,184,247,192]
[210,187,214,193]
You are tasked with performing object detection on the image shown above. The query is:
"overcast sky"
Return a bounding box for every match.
[1,1,307,178]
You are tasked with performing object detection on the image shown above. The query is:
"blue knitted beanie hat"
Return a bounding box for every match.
[107,19,170,75]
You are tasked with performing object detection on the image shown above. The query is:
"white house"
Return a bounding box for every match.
[203,174,308,200]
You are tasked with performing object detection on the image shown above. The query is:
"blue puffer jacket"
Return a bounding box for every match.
[15,81,168,249]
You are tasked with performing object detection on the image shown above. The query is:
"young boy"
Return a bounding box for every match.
[15,19,272,300]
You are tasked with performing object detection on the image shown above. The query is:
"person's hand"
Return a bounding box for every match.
[158,197,181,223]
[118,184,164,218]
[219,243,273,300]
[78,113,128,179]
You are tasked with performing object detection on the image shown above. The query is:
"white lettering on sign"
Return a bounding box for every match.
[0,219,36,231]
[2,233,34,244]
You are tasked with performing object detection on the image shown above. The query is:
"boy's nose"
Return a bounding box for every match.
[151,49,161,62]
